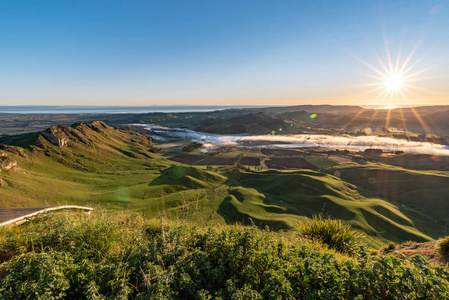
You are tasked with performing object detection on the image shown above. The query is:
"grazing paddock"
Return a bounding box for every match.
[265,157,317,170]
[195,156,238,165]
[305,156,339,168]
[244,147,262,156]
[168,154,205,164]
[377,154,449,171]
[169,154,240,166]
[240,157,261,166]
[328,155,353,164]
[261,148,309,156]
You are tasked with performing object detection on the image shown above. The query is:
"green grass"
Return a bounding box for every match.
[305,155,339,168]
[332,163,449,239]
[0,127,43,136]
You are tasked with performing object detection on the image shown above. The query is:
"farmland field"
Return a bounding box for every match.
[239,156,261,166]
[265,157,318,170]
[261,148,310,156]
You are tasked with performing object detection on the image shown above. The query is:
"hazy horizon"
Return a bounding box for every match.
[0,103,445,114]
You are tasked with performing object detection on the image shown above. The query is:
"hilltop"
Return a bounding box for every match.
[0,121,169,208]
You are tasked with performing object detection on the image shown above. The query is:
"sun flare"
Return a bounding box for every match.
[354,38,430,108]
[384,74,404,92]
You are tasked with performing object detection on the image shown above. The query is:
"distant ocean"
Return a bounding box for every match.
[0,105,262,114]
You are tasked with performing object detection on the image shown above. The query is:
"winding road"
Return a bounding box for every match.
[0,206,93,226]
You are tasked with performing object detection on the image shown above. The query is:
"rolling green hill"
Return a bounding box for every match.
[0,121,446,248]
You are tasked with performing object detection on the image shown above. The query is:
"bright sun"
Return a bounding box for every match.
[354,40,429,108]
[384,74,404,92]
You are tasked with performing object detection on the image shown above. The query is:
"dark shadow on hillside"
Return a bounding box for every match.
[149,165,225,189]
[217,195,291,231]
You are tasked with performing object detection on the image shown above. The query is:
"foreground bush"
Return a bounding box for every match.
[1,212,449,299]
[299,215,362,255]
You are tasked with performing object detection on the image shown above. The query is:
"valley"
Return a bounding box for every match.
[1,117,449,250]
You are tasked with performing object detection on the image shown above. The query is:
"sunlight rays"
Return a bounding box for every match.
[353,35,430,109]
[345,34,435,134]
[384,74,404,92]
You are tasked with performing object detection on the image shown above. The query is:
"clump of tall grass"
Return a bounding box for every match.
[383,241,396,253]
[438,236,449,256]
[299,215,362,255]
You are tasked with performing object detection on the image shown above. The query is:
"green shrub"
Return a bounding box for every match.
[383,241,396,253]
[299,215,362,255]
[0,252,72,299]
[0,238,21,263]
[439,237,449,256]
[182,142,203,152]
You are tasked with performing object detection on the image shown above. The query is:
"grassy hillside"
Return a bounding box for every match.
[0,121,446,248]
[333,163,449,239]
[0,122,171,209]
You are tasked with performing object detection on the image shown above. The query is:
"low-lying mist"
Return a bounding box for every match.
[140,125,449,156]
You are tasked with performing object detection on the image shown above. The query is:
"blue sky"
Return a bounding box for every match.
[1,0,448,106]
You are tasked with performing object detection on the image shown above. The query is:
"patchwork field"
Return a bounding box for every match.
[261,148,309,156]
[265,157,317,170]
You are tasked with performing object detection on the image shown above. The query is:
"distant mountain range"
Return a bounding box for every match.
[1,104,449,138]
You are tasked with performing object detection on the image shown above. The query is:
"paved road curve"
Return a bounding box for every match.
[0,206,93,226]
[0,207,52,223]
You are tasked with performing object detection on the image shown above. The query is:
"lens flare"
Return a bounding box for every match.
[349,33,434,134]
[352,35,432,108]
[384,74,404,92]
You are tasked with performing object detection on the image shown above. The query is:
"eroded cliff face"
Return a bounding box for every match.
[36,126,70,148]
[34,122,115,149]
[0,150,19,187]
[0,145,27,158]
[0,152,17,170]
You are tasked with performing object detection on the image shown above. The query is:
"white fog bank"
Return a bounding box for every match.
[137,124,449,156]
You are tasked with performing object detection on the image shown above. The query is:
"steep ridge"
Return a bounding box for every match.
[0,121,170,208]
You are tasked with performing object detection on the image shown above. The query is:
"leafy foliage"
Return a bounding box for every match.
[1,212,449,299]
[299,215,362,255]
